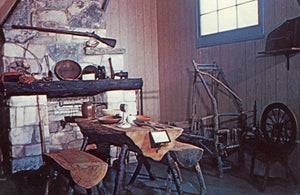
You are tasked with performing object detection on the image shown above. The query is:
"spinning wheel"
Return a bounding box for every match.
[260,102,297,148]
[250,102,298,192]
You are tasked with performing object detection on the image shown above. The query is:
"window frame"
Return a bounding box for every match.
[196,0,264,48]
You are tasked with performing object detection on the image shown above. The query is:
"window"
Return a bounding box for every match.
[196,0,264,48]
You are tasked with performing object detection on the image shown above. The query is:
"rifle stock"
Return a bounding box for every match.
[8,25,117,47]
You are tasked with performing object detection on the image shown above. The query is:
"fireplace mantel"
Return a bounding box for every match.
[0,78,143,98]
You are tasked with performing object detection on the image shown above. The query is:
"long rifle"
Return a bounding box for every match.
[3,25,116,48]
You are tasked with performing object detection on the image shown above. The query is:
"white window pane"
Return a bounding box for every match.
[218,0,235,9]
[201,12,218,35]
[237,1,258,28]
[200,0,217,14]
[219,7,237,32]
[237,0,254,4]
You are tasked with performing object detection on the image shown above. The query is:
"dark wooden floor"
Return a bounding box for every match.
[0,156,299,195]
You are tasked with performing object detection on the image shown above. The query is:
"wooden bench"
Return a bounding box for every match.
[43,147,108,194]
[167,141,206,195]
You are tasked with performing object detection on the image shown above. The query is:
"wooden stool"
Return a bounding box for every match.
[43,148,108,194]
[168,141,207,195]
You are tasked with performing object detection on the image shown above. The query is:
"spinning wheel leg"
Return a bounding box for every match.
[250,152,256,178]
[261,161,271,192]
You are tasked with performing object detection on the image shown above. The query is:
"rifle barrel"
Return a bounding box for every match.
[10,25,116,47]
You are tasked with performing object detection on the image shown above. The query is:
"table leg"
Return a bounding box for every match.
[166,152,183,195]
[127,154,156,189]
[127,155,143,188]
[114,144,128,195]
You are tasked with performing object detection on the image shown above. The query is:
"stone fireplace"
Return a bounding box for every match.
[0,0,140,173]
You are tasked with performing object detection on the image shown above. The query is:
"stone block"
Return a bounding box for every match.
[11,156,43,173]
[94,29,107,37]
[106,91,124,103]
[48,113,65,122]
[23,106,38,126]
[47,43,83,62]
[56,34,73,43]
[123,91,137,102]
[107,102,122,112]
[67,139,83,149]
[3,43,24,57]
[50,144,64,152]
[126,102,137,115]
[10,127,34,145]
[70,124,81,132]
[26,44,47,59]
[80,56,103,66]
[8,95,47,107]
[9,107,17,128]
[70,35,90,44]
[25,144,42,156]
[49,121,60,133]
[9,96,36,107]
[33,10,68,27]
[11,145,25,158]
[15,107,25,127]
[50,131,76,145]
[28,33,56,44]
[67,2,106,29]
[75,131,84,140]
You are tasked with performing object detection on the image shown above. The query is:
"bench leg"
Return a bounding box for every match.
[165,168,173,195]
[166,152,183,195]
[114,144,128,195]
[195,162,207,195]
[142,157,156,180]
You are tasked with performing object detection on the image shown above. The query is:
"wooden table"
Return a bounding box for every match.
[75,118,184,195]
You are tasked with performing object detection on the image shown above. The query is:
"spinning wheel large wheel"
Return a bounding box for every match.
[260,102,297,149]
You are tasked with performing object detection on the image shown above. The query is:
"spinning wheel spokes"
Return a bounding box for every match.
[261,103,297,145]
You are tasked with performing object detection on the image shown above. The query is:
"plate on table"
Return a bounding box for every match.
[97,116,121,124]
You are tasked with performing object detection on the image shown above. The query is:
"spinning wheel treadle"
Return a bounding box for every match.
[260,102,297,149]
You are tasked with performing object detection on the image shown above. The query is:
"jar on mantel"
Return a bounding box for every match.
[82,101,95,119]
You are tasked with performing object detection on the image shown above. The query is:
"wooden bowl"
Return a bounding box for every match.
[97,115,121,124]
[54,60,82,80]
[135,115,151,121]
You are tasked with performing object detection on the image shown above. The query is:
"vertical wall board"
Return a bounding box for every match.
[254,40,266,119]
[244,41,257,112]
[157,0,169,121]
[118,0,129,68]
[106,0,159,120]
[150,1,160,120]
[274,0,287,104]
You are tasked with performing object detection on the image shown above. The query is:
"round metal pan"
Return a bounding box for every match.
[54,60,82,80]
